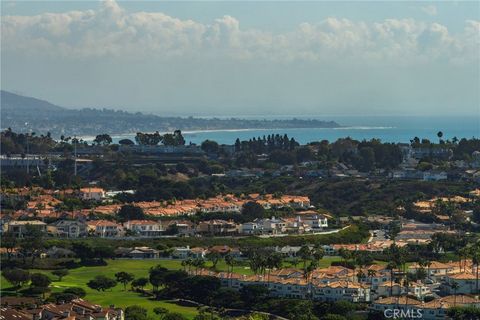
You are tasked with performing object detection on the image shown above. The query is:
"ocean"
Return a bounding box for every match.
[100,115,480,145]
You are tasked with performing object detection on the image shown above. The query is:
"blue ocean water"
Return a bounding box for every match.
[107,115,479,145]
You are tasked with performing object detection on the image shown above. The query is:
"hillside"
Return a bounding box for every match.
[0,91,340,137]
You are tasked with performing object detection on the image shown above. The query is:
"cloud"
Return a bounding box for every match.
[421,5,437,16]
[1,0,478,65]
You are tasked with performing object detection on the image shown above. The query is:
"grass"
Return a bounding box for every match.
[0,256,361,318]
[2,259,201,319]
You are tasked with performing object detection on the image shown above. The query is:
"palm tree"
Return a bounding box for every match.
[368,269,377,299]
[425,260,432,282]
[470,246,480,294]
[451,281,459,306]
[387,261,397,297]
[225,254,236,288]
[303,260,318,300]
[437,131,443,143]
[404,278,410,308]
[299,245,312,270]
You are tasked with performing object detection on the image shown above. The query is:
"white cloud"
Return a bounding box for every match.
[421,5,437,16]
[1,0,477,65]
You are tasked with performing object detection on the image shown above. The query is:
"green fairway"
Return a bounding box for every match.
[0,256,349,318]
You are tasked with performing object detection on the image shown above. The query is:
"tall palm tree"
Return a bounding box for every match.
[225,254,236,288]
[387,261,397,297]
[368,269,377,300]
[470,246,480,294]
[451,281,459,306]
[425,260,432,282]
[303,260,318,300]
[403,278,410,308]
[299,245,312,270]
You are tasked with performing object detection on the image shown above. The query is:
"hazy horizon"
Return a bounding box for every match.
[2,0,479,116]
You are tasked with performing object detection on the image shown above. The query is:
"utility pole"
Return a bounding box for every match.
[74,135,77,176]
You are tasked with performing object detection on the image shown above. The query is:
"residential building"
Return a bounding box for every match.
[86,220,122,238]
[298,214,328,230]
[50,220,87,238]
[115,246,160,259]
[124,220,163,237]
[196,219,238,235]
[79,187,105,201]
[3,220,47,238]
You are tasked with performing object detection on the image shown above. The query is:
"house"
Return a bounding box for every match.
[240,222,260,234]
[115,247,160,259]
[196,219,238,236]
[298,214,328,230]
[50,220,87,238]
[3,220,47,238]
[408,261,454,280]
[86,220,122,238]
[370,296,423,317]
[421,295,480,320]
[443,272,478,294]
[198,268,369,302]
[256,217,287,234]
[40,298,124,320]
[124,220,163,237]
[313,281,370,302]
[165,220,195,236]
[171,246,208,259]
[79,187,105,201]
[45,246,76,259]
[0,308,31,320]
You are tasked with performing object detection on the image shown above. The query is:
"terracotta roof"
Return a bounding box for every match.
[423,295,480,309]
[374,296,422,305]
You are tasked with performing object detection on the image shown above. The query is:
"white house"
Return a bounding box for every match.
[124,220,164,237]
[299,214,328,230]
[86,220,121,238]
[79,187,105,201]
[240,222,259,235]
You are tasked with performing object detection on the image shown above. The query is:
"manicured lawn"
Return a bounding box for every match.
[2,259,200,319]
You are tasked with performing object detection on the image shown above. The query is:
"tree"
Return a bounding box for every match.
[135,131,162,146]
[1,231,17,261]
[2,269,30,291]
[30,273,51,288]
[63,287,86,298]
[149,265,169,294]
[242,201,265,221]
[87,275,117,291]
[153,307,169,319]
[205,251,221,269]
[119,138,135,146]
[115,272,135,291]
[163,313,187,320]
[52,269,69,281]
[125,305,148,320]
[201,140,219,154]
[18,224,45,266]
[240,284,270,307]
[117,205,145,222]
[299,245,313,269]
[131,277,148,291]
[93,134,112,146]
[30,273,52,298]
[451,281,459,306]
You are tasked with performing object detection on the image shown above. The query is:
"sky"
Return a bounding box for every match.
[1,0,479,116]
